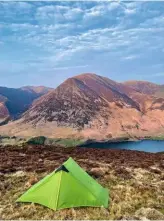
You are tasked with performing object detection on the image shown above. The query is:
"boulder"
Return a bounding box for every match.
[134,207,164,220]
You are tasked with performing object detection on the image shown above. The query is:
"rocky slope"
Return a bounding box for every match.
[0,73,164,139]
[22,77,111,129]
[0,86,52,124]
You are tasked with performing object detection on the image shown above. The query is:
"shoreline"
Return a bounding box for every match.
[0,134,164,148]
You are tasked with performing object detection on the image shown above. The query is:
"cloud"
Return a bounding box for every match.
[122,55,139,60]
[117,2,137,15]
[64,7,83,21]
[0,2,32,9]
[124,8,136,15]
[0,2,32,15]
[140,15,164,28]
[35,4,83,24]
[0,1,164,86]
[53,65,89,70]
[83,2,119,19]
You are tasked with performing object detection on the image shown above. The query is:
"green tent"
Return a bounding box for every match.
[16,157,109,211]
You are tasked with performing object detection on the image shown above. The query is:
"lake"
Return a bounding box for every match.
[80,140,164,153]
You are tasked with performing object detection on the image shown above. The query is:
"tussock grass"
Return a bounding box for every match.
[1,162,164,220]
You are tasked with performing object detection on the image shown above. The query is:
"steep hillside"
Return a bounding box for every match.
[75,73,140,110]
[1,73,164,139]
[0,102,10,125]
[75,74,153,112]
[22,77,110,128]
[0,87,38,117]
[0,86,52,121]
[21,73,152,131]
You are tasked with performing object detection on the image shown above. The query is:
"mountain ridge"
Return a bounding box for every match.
[21,86,53,96]
[123,80,164,97]
[0,73,164,140]
[0,86,52,124]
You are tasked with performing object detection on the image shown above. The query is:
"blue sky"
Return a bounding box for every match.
[0,1,164,88]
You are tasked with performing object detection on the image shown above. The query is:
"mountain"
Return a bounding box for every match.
[22,73,147,128]
[21,86,53,96]
[0,102,10,125]
[75,74,153,113]
[124,81,160,95]
[124,81,164,98]
[0,86,52,124]
[1,73,164,139]
[154,85,164,98]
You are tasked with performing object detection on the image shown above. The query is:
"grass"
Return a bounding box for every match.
[150,135,164,141]
[44,138,85,147]
[0,135,85,148]
[1,133,164,148]
[0,157,164,220]
[0,135,27,146]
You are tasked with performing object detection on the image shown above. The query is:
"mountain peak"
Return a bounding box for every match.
[21,86,53,95]
[74,73,97,78]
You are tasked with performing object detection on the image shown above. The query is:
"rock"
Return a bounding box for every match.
[89,167,108,178]
[19,153,26,157]
[106,133,112,139]
[135,207,164,220]
[12,171,26,177]
[149,166,161,174]
[25,175,38,188]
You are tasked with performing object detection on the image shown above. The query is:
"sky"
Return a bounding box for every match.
[0,1,164,88]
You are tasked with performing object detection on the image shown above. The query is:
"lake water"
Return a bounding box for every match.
[80,140,164,153]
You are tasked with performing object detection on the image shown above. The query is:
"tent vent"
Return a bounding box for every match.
[55,165,69,173]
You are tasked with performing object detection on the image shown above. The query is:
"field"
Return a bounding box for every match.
[0,144,164,220]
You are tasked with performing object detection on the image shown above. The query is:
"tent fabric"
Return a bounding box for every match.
[16,157,109,211]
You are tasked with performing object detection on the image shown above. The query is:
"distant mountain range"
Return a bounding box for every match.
[0,73,164,140]
[0,86,52,125]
